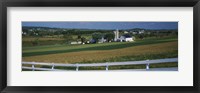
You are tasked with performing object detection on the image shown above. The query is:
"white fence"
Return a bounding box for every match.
[22,58,178,71]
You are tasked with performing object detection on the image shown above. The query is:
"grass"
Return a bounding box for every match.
[23,37,65,41]
[22,41,178,64]
[22,36,177,57]
[23,40,66,47]
[22,35,92,47]
[22,36,178,70]
[77,50,178,64]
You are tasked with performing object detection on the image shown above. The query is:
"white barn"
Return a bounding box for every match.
[119,34,134,42]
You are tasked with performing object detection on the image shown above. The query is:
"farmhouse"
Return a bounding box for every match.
[124,31,129,34]
[119,34,134,42]
[132,31,137,35]
[139,30,145,34]
[98,37,107,43]
[89,39,96,43]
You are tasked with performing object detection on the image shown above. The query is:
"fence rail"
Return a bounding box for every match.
[22,58,178,71]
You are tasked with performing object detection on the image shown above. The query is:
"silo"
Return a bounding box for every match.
[113,29,119,41]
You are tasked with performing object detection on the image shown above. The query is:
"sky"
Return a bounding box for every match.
[22,22,178,30]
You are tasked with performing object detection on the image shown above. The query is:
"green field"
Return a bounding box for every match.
[22,35,92,47]
[23,36,178,64]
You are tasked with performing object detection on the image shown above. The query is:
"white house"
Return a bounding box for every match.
[98,37,107,43]
[132,31,137,35]
[139,30,145,34]
[124,31,129,34]
[119,34,134,42]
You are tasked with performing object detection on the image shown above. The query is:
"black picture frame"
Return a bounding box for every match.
[0,0,199,93]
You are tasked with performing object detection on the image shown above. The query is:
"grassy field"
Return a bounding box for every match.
[22,35,92,47]
[22,36,178,65]
[23,37,65,41]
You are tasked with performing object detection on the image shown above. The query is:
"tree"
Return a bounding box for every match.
[92,33,102,43]
[138,34,144,40]
[77,35,81,39]
[32,38,40,46]
[63,34,73,43]
[76,34,82,42]
[81,37,86,44]
[104,33,114,42]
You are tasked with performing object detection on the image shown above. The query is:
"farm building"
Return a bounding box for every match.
[113,29,119,41]
[124,31,129,34]
[132,31,138,35]
[70,41,82,44]
[113,29,134,42]
[139,30,145,34]
[98,37,107,43]
[119,34,134,42]
[89,39,96,43]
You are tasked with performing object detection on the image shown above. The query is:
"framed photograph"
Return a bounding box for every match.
[0,0,199,93]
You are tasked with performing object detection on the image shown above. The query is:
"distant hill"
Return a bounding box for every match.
[22,26,177,32]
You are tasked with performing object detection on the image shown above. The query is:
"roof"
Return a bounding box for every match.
[122,34,132,38]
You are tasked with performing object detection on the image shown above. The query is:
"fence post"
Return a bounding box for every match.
[106,63,109,71]
[146,63,150,70]
[32,62,35,71]
[52,63,54,70]
[146,60,150,70]
[76,63,79,71]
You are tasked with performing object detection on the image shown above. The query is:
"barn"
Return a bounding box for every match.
[119,34,134,42]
